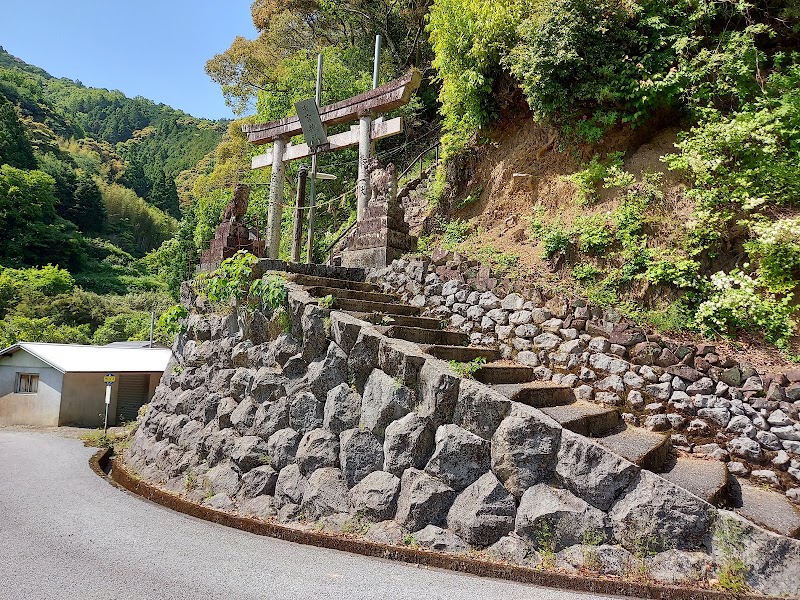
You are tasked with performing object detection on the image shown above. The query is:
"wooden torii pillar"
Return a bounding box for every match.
[242,69,421,259]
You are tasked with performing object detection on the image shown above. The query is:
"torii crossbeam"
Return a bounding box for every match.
[243,69,421,259]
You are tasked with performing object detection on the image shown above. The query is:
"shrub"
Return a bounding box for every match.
[441,219,472,249]
[574,214,614,254]
[565,152,624,205]
[744,217,800,294]
[541,227,570,259]
[572,264,602,282]
[694,270,795,347]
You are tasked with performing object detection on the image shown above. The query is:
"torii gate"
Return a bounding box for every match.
[242,69,422,259]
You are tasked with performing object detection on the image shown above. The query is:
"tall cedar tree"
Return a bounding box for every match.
[0,96,36,170]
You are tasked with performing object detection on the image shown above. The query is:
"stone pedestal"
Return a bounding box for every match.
[341,197,416,269]
[199,185,266,271]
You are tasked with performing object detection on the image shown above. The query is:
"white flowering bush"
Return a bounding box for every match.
[745,218,800,293]
[695,269,795,346]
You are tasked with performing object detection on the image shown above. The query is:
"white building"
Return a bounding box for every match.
[0,343,171,427]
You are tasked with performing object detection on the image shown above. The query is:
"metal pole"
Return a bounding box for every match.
[267,138,287,258]
[149,311,154,348]
[373,35,382,89]
[291,165,308,262]
[306,53,323,264]
[103,384,111,435]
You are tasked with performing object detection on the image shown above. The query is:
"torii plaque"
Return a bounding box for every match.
[242,69,421,259]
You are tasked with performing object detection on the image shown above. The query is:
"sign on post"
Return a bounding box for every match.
[103,373,115,434]
[295,99,329,152]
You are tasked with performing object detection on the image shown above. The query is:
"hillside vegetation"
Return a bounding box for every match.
[0,47,223,347]
[419,0,800,358]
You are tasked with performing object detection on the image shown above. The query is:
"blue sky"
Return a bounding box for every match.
[1,1,257,120]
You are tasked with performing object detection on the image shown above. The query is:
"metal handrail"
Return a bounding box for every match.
[397,141,441,182]
[323,219,358,262]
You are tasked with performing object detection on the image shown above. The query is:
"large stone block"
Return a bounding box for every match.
[239,465,278,499]
[383,412,435,476]
[416,359,460,428]
[288,391,324,435]
[295,428,340,476]
[491,405,561,498]
[425,424,490,491]
[266,427,300,471]
[330,311,366,354]
[339,428,384,488]
[323,383,361,435]
[274,463,307,508]
[301,303,330,361]
[230,397,259,435]
[609,471,714,552]
[250,396,290,440]
[349,470,401,522]
[555,430,639,511]
[453,379,511,440]
[361,369,414,438]
[378,337,427,388]
[515,484,609,552]
[347,326,382,394]
[230,435,269,472]
[395,468,456,531]
[301,467,351,519]
[447,472,516,547]
[306,342,348,400]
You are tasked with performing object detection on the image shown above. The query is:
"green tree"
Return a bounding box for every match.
[0,164,86,269]
[68,174,107,233]
[149,169,181,218]
[0,95,36,169]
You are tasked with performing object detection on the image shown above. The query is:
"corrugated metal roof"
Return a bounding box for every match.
[0,343,172,374]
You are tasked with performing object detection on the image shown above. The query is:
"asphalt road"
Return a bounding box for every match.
[0,430,624,600]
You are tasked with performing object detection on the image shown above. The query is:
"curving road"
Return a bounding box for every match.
[0,430,623,600]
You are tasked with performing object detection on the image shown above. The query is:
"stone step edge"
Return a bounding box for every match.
[324,301,785,543]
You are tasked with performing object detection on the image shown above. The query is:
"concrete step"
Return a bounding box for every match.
[287,273,382,293]
[661,457,731,505]
[422,345,502,362]
[491,382,575,408]
[474,364,535,385]
[731,478,800,538]
[540,401,621,437]
[384,326,469,347]
[345,311,443,330]
[332,297,421,317]
[596,426,672,473]
[256,259,364,281]
[307,286,399,304]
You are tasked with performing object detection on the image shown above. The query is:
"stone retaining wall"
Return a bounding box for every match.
[126,279,800,597]
[370,254,800,499]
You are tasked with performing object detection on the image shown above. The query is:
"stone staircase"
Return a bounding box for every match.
[279,265,800,539]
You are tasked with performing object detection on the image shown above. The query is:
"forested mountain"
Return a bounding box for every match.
[0,47,224,347]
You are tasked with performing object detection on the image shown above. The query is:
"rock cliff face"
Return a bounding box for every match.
[126,278,800,597]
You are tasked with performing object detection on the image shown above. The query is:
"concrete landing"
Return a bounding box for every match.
[307,286,399,304]
[255,259,365,281]
[540,402,621,437]
[732,479,800,538]
[421,345,501,363]
[475,364,535,385]
[287,273,382,293]
[491,382,575,408]
[384,326,469,347]
[347,312,443,330]
[596,427,671,472]
[662,457,730,505]
[332,297,421,316]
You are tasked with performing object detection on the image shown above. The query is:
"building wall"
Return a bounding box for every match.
[59,372,119,428]
[0,354,63,426]
[59,371,164,427]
